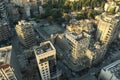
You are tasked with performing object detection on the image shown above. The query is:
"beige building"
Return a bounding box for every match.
[85,42,107,65]
[11,0,39,15]
[104,1,119,13]
[34,41,58,80]
[54,30,91,71]
[95,12,120,44]
[96,1,120,44]
[0,46,17,80]
[0,64,17,80]
[15,20,36,48]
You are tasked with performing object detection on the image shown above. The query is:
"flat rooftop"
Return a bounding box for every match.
[96,12,119,24]
[65,31,90,41]
[103,60,120,79]
[34,41,54,55]
[0,46,12,66]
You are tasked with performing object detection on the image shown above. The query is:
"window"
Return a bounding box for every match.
[45,63,47,65]
[41,64,43,66]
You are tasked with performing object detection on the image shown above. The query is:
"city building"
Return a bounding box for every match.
[0,46,18,80]
[95,12,120,44]
[0,0,8,21]
[34,41,61,80]
[0,20,11,42]
[85,41,107,65]
[67,19,95,34]
[0,0,12,42]
[104,1,119,13]
[98,60,120,80]
[6,3,20,23]
[54,27,92,71]
[96,1,120,44]
[15,20,36,48]
[0,64,17,80]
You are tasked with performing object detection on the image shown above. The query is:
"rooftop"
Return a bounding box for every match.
[0,46,12,66]
[103,60,120,79]
[65,31,90,41]
[34,41,54,55]
[96,12,120,24]
[17,20,35,29]
[67,19,94,34]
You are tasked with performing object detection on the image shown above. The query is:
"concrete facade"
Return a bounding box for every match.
[0,21,11,42]
[96,12,120,44]
[15,20,36,48]
[99,60,120,80]
[0,46,17,80]
[34,41,57,80]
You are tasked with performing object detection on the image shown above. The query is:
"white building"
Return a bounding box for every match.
[39,6,45,15]
[99,60,120,80]
[34,41,57,80]
[24,4,31,17]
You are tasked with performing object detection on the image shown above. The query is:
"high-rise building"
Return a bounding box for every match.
[0,46,17,80]
[98,60,120,80]
[15,20,36,48]
[95,12,120,44]
[6,3,20,23]
[96,1,120,44]
[53,20,94,71]
[0,0,8,21]
[11,0,39,11]
[0,20,11,42]
[0,0,12,42]
[33,41,57,80]
[54,32,91,71]
[0,64,17,80]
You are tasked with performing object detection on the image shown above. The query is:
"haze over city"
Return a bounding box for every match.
[0,0,120,80]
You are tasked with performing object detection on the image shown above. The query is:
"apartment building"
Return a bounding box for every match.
[99,60,120,80]
[15,20,36,48]
[96,12,120,44]
[0,46,17,80]
[0,20,11,42]
[34,41,59,80]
